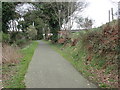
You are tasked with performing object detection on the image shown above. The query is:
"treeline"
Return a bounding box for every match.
[2,2,87,46]
[1,2,87,88]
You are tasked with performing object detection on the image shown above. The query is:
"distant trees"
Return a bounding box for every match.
[33,2,87,42]
[26,25,37,40]
[76,17,93,30]
[2,2,38,45]
[2,2,16,33]
[83,17,93,30]
[34,18,45,39]
[23,11,45,40]
[2,1,87,45]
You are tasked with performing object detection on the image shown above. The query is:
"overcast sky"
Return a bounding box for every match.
[12,0,119,30]
[71,0,119,29]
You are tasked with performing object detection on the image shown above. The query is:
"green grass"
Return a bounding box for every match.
[49,42,117,88]
[45,41,97,85]
[43,40,118,88]
[3,41,39,88]
[47,41,114,88]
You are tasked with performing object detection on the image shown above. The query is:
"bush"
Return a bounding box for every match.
[15,39,27,47]
[2,33,10,43]
[26,25,37,40]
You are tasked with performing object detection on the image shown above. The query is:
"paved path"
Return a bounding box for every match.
[25,41,97,88]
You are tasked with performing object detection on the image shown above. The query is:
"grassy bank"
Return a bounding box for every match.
[47,41,98,86]
[2,41,39,88]
[47,40,116,88]
[46,21,118,88]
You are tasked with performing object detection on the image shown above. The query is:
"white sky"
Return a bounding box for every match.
[11,1,119,30]
[71,0,119,29]
[16,3,35,16]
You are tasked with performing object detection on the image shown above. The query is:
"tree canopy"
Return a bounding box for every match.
[2,1,87,43]
[2,2,19,33]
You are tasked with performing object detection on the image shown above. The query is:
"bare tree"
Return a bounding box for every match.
[76,17,93,30]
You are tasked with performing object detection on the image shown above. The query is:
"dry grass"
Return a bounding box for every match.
[2,41,39,88]
[0,43,2,89]
[2,43,22,88]
[2,44,22,64]
[0,44,1,60]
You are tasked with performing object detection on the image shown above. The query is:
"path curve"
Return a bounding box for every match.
[25,40,97,88]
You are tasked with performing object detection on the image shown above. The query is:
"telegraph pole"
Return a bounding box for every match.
[111,8,114,20]
[118,1,120,19]
[109,10,110,23]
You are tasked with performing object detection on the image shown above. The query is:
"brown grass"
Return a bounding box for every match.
[2,44,22,64]
[0,43,2,89]
[2,43,22,88]
[0,44,1,63]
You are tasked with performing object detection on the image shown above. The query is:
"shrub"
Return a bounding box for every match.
[2,33,10,43]
[26,25,37,40]
[58,20,119,88]
[15,39,28,47]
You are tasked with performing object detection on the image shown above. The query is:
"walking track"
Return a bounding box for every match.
[25,40,97,88]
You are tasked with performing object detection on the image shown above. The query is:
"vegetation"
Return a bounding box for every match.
[2,41,39,88]
[2,2,86,88]
[2,2,86,45]
[2,1,119,89]
[2,33,10,43]
[26,25,37,40]
[48,21,119,88]
[76,17,93,30]
[2,2,19,33]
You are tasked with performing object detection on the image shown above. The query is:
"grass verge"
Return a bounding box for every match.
[45,29,118,88]
[2,41,39,88]
[45,41,98,87]
[46,40,116,88]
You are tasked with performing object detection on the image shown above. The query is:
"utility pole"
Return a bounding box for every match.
[118,1,120,19]
[111,8,114,20]
[109,10,111,23]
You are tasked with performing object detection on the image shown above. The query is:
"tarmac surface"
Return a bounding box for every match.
[25,40,97,88]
